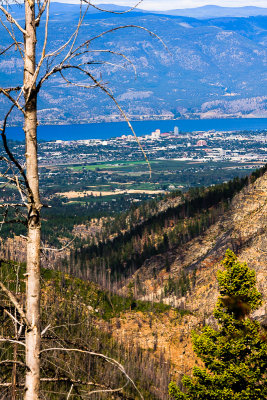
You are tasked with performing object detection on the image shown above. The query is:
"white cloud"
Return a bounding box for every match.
[56,0,267,10]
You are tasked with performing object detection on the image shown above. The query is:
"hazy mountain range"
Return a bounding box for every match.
[97,4,267,18]
[1,3,267,124]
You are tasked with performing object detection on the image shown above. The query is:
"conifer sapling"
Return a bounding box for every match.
[169,249,267,400]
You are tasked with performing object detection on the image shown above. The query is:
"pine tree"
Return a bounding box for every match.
[169,249,267,400]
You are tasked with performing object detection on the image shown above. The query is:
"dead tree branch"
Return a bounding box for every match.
[0,281,29,327]
[83,0,143,15]
[40,347,144,399]
[0,5,26,34]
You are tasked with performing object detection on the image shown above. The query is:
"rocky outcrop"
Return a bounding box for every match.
[133,172,266,313]
[111,172,266,379]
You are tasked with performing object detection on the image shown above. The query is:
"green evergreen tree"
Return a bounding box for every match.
[169,249,266,400]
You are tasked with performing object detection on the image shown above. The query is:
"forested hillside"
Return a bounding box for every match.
[0,260,174,399]
[1,165,266,292]
[57,165,267,292]
[1,167,266,398]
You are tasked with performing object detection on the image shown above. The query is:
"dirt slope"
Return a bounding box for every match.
[112,172,266,378]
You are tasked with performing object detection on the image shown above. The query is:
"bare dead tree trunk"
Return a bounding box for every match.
[11,341,17,400]
[24,2,41,399]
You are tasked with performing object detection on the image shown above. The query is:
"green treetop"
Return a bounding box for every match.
[169,249,267,400]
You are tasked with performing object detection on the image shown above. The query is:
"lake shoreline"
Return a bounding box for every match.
[6,114,267,128]
[6,118,267,142]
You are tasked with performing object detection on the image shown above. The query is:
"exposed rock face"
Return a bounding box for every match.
[105,310,201,378]
[184,171,267,313]
[134,172,267,314]
[111,172,266,377]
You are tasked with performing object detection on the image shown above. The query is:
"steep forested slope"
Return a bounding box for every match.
[91,166,267,386]
[131,166,267,312]
[1,167,266,398]
[60,165,267,291]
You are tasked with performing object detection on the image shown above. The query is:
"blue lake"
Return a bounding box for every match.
[6,118,267,141]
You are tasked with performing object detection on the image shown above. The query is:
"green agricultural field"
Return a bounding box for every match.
[61,159,259,194]
[70,160,156,172]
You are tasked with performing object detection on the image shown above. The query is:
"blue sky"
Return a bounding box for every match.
[56,1,267,10]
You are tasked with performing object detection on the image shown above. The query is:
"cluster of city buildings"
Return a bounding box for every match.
[117,127,266,162]
[8,126,266,166]
[121,126,180,141]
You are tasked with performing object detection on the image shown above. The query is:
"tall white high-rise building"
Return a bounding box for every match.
[174,126,179,135]
[151,129,161,139]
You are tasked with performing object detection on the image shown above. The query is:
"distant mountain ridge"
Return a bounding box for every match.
[1,4,267,124]
[50,3,267,18]
[149,5,267,18]
[96,4,267,18]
